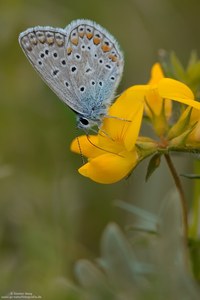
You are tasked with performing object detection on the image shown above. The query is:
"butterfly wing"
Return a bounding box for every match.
[63,19,124,115]
[19,26,84,114]
[19,20,124,118]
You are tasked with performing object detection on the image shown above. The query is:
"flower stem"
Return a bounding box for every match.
[164,153,188,238]
[189,160,200,239]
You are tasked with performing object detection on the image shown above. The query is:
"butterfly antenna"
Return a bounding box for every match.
[85,134,123,157]
[114,92,122,99]
[76,129,85,164]
[104,114,132,123]
[98,128,114,141]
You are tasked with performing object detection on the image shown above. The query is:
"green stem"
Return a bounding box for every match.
[164,154,188,238]
[189,160,200,239]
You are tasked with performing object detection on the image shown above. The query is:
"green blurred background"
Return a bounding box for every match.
[0,0,200,297]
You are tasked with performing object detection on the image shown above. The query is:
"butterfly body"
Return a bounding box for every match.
[19,19,124,129]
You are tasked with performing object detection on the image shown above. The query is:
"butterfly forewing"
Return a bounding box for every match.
[19,26,84,114]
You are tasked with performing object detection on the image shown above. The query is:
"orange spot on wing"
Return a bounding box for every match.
[79,32,84,38]
[67,47,72,55]
[86,33,93,39]
[101,45,111,52]
[71,38,78,46]
[46,36,54,45]
[93,37,101,45]
[108,54,118,62]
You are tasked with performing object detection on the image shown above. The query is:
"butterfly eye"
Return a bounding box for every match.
[79,117,89,126]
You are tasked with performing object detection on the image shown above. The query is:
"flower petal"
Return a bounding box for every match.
[148,63,164,85]
[124,102,144,151]
[145,89,163,116]
[158,78,200,110]
[70,135,105,158]
[190,108,200,122]
[137,64,171,120]
[78,151,138,184]
[100,87,145,151]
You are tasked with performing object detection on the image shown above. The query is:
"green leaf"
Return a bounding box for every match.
[170,52,187,81]
[159,50,186,81]
[145,154,161,181]
[114,200,159,232]
[167,107,192,140]
[186,60,200,95]
[189,238,200,280]
[187,50,198,71]
[101,223,153,281]
[180,173,200,179]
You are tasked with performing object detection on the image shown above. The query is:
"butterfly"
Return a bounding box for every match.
[18,19,124,130]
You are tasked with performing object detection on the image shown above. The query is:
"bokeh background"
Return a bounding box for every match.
[1,0,200,297]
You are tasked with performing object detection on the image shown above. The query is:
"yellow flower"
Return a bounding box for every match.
[71,87,145,184]
[134,63,200,137]
[145,63,172,121]
[71,63,200,184]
